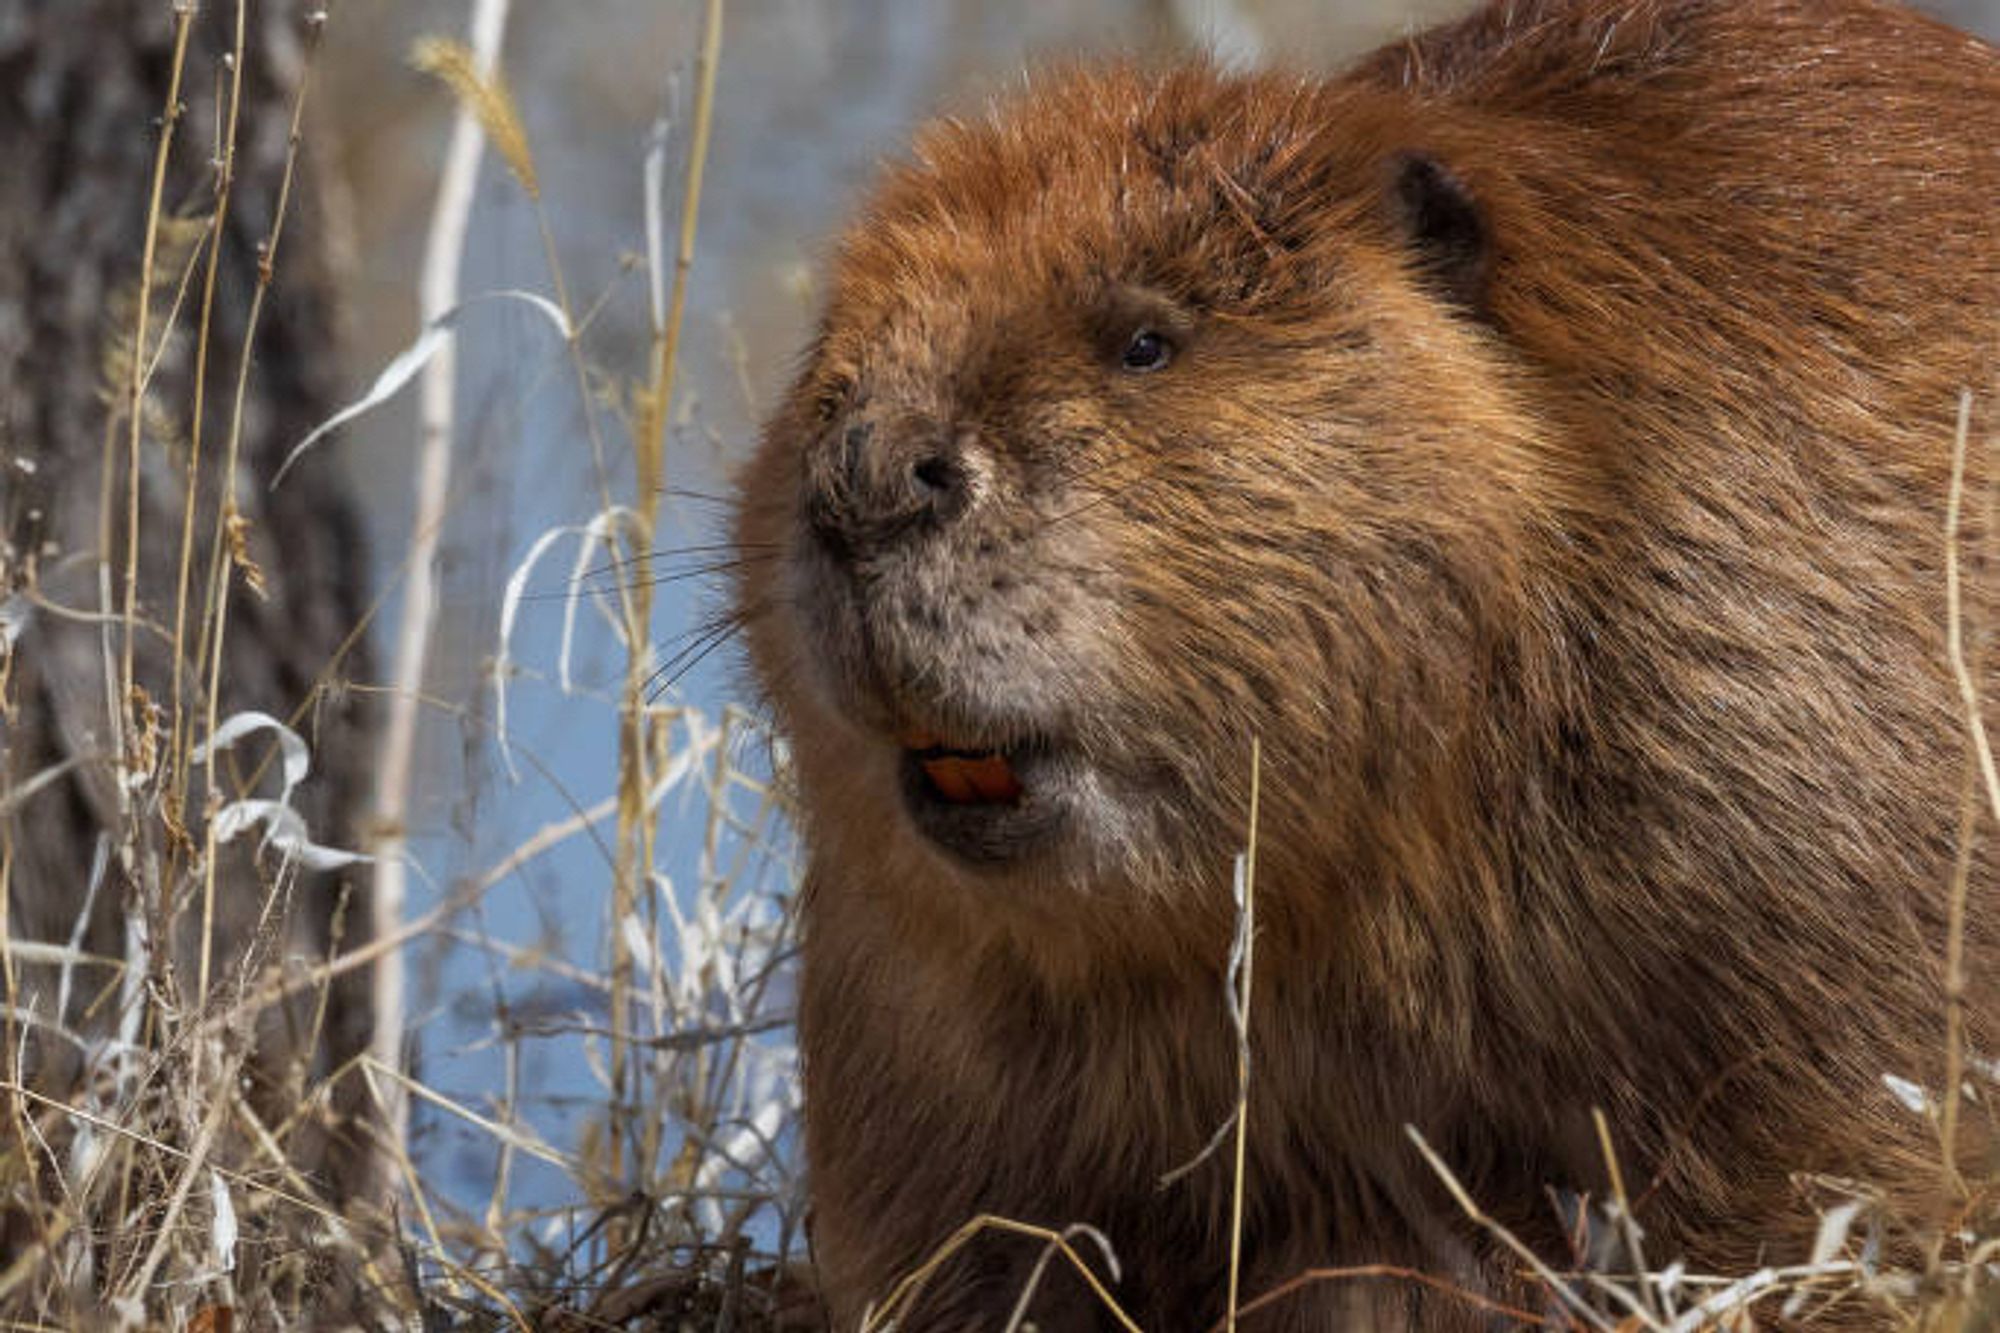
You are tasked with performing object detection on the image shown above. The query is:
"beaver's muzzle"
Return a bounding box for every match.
[804,414,976,557]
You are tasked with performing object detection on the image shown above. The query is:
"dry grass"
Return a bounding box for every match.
[1,2,804,1328]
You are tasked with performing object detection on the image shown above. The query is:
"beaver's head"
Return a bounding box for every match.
[737,66,1565,914]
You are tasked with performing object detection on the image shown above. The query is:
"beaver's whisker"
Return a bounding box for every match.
[570,541,782,585]
[643,608,753,701]
[513,564,776,606]
[653,486,742,508]
[1044,457,1182,532]
[1043,439,1150,491]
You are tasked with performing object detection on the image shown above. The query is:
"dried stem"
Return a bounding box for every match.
[1939,388,1988,1207]
[609,0,724,1197]
[188,0,248,1006]
[194,1,324,934]
[367,0,514,1199]
[862,1213,1141,1333]
[1225,736,1261,1333]
[1406,1125,1614,1332]
[1213,1263,1556,1331]
[121,2,197,741]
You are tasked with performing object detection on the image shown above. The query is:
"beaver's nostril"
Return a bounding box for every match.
[811,422,972,554]
[912,454,958,495]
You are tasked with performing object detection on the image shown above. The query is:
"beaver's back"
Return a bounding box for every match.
[1347,0,2000,1278]
[1363,0,1995,410]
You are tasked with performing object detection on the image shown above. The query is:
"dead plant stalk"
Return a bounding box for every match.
[1225,737,1260,1333]
[178,0,248,1002]
[611,0,724,1192]
[120,1,196,748]
[368,0,514,1198]
[1939,387,1990,1211]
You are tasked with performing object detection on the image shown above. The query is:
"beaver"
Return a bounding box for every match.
[734,0,2000,1326]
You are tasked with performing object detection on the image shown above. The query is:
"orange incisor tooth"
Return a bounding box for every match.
[961,753,1023,803]
[919,753,1024,805]
[922,757,977,803]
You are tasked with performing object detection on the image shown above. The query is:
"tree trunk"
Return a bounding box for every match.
[0,0,380,1318]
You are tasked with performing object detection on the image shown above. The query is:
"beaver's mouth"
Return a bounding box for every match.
[897,729,1071,865]
[903,730,1024,804]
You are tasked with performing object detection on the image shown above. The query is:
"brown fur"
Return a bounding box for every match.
[734,2,2000,1327]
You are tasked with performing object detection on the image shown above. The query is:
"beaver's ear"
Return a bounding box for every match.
[1387,152,1489,314]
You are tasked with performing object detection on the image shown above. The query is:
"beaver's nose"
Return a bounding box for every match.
[806,417,973,554]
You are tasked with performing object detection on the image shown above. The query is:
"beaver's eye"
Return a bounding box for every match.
[1120,329,1173,373]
